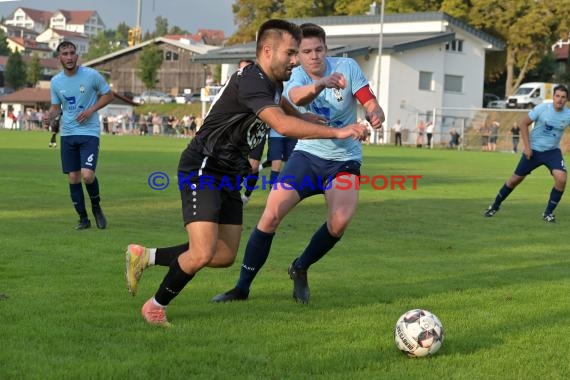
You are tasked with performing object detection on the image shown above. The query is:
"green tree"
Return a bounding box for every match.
[26,53,42,87]
[229,0,286,43]
[155,16,168,37]
[168,25,189,35]
[84,31,120,61]
[115,22,130,42]
[136,44,163,89]
[5,50,27,89]
[452,0,570,96]
[0,28,10,56]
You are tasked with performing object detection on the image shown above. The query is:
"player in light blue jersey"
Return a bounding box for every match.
[484,84,570,223]
[44,41,114,230]
[213,23,384,303]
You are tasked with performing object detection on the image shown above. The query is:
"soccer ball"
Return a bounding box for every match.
[394,309,444,357]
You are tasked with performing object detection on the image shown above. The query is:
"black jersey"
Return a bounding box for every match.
[179,63,282,177]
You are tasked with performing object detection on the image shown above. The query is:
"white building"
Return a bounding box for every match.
[195,12,504,144]
[36,28,90,56]
[4,7,105,39]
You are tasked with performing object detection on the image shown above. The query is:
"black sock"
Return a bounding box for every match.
[493,183,513,209]
[154,258,194,306]
[69,183,88,220]
[85,177,101,208]
[155,242,189,266]
[544,187,564,215]
[296,222,341,269]
[236,227,275,293]
[50,133,56,144]
[244,175,259,197]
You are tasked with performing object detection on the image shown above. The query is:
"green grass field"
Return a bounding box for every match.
[1,130,569,379]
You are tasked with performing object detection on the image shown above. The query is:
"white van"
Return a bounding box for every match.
[506,82,558,109]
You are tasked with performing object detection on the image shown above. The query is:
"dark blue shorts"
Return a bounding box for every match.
[60,135,100,173]
[267,137,297,161]
[514,148,566,176]
[277,150,361,199]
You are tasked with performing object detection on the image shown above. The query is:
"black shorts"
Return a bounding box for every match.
[180,171,243,226]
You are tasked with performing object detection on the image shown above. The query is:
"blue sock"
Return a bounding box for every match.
[236,227,275,293]
[296,223,341,269]
[69,183,87,220]
[544,187,564,215]
[85,177,101,208]
[493,183,513,209]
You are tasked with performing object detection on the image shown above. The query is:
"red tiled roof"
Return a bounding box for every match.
[0,56,59,69]
[0,88,50,103]
[56,10,97,25]
[7,36,51,51]
[18,8,53,24]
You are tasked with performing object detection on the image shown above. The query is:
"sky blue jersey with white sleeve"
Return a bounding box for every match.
[284,57,369,162]
[50,66,111,137]
[528,102,570,152]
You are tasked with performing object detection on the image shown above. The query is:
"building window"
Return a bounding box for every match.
[445,39,464,52]
[419,71,433,91]
[165,51,179,61]
[444,74,463,93]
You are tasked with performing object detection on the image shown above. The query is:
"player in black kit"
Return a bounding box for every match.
[125,19,368,326]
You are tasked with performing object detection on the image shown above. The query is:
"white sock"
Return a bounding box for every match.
[148,248,157,265]
[152,297,166,308]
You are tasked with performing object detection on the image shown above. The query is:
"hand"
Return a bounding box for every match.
[76,109,93,124]
[523,147,532,160]
[366,109,385,130]
[335,123,368,141]
[318,72,346,90]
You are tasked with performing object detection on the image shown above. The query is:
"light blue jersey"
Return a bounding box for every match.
[50,66,111,137]
[528,103,570,152]
[284,57,369,162]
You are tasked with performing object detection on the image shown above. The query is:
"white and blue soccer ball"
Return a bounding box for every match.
[394,309,444,357]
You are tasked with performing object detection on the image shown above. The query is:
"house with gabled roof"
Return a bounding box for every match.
[0,24,39,41]
[83,37,219,97]
[4,7,52,34]
[3,7,105,39]
[36,28,90,56]
[6,36,52,58]
[49,10,105,38]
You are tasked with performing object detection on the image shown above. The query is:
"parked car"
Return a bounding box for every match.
[483,93,500,108]
[487,98,507,109]
[175,93,193,104]
[133,90,174,104]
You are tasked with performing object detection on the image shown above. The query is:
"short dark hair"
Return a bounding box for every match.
[256,19,302,56]
[238,59,254,68]
[300,23,326,45]
[56,40,76,53]
[554,84,569,97]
